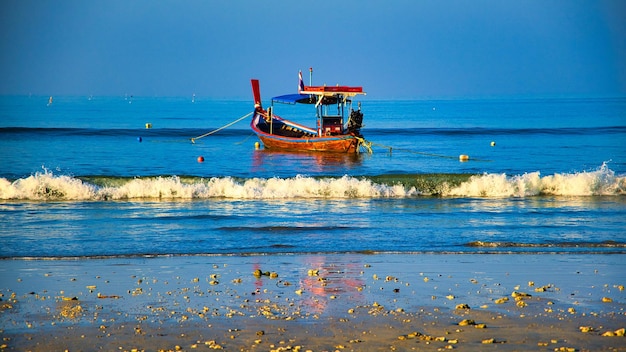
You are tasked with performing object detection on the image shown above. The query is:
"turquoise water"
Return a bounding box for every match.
[0,95,625,257]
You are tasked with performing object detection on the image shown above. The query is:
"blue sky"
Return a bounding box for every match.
[1,0,625,99]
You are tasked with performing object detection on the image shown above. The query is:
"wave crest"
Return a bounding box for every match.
[0,164,623,201]
[0,172,417,201]
[446,163,624,197]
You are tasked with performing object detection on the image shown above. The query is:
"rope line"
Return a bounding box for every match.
[355,136,373,154]
[235,133,256,145]
[371,142,492,162]
[191,111,253,143]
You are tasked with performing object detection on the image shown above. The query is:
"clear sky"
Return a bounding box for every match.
[1,0,625,99]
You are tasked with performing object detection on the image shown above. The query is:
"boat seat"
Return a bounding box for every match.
[322,116,343,135]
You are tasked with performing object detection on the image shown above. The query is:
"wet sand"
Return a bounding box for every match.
[1,253,624,351]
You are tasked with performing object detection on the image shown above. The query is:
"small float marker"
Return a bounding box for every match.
[137,137,142,142]
[145,123,152,129]
[490,141,496,147]
[254,142,260,150]
[459,154,470,162]
[197,156,205,163]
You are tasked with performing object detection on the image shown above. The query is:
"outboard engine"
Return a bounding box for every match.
[347,109,364,134]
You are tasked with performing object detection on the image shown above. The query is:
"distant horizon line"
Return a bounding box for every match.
[1,93,625,102]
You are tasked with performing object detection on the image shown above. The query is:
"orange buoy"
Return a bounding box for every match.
[459,154,470,162]
[197,156,205,163]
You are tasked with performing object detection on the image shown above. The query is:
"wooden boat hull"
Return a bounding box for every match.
[250,78,366,153]
[257,134,359,153]
[251,113,359,153]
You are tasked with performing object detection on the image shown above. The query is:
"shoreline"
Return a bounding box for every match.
[3,249,626,261]
[1,253,624,351]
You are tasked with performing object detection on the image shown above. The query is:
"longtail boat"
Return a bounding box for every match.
[250,70,370,153]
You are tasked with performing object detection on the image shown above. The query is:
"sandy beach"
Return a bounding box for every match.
[1,253,624,351]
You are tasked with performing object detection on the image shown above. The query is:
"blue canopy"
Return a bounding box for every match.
[271,94,316,104]
[271,94,340,105]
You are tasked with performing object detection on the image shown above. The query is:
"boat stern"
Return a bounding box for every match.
[251,79,262,111]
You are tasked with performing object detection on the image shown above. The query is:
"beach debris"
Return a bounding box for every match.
[534,285,552,292]
[385,275,397,282]
[458,319,476,326]
[511,291,531,298]
[398,331,446,342]
[446,295,455,300]
[482,338,504,344]
[494,297,509,304]
[601,297,613,302]
[601,328,625,337]
[58,302,83,320]
[554,347,577,352]
[579,326,594,333]
[253,269,277,278]
[97,293,121,299]
[455,303,470,310]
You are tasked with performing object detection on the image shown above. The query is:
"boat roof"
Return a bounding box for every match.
[272,85,366,105]
[301,85,365,95]
[271,94,316,104]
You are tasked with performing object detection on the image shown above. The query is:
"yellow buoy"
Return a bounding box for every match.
[254,142,260,150]
[459,154,470,162]
[145,123,152,129]
[490,141,496,147]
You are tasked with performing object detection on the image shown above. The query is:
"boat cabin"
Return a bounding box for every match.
[270,85,366,137]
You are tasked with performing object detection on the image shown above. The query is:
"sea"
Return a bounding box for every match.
[0,95,625,259]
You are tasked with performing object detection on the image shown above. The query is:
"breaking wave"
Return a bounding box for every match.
[0,164,623,201]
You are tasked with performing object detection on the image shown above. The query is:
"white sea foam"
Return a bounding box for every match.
[193,175,417,199]
[445,163,625,197]
[0,164,623,201]
[0,172,97,200]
